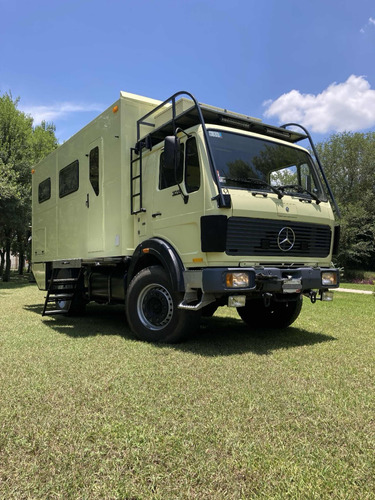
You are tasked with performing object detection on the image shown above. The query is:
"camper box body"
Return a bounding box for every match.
[32,92,160,275]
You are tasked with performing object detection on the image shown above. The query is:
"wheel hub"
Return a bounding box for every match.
[138,284,174,330]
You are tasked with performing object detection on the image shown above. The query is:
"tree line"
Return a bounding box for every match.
[0,92,58,281]
[0,91,374,281]
[316,132,375,269]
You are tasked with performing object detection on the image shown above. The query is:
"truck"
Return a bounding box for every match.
[32,90,340,343]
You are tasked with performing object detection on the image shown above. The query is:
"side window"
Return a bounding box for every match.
[59,160,79,198]
[159,144,184,190]
[89,146,99,196]
[38,178,51,203]
[185,137,200,193]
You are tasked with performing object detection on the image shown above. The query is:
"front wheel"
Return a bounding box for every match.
[237,295,303,329]
[126,266,201,343]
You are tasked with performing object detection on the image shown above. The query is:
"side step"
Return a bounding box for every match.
[42,271,80,317]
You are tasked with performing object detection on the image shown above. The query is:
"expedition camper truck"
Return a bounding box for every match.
[32,91,340,343]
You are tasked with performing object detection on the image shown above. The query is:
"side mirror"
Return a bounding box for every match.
[164,136,180,171]
[306,174,312,192]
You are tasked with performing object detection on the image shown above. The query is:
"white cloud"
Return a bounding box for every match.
[263,75,375,134]
[360,16,375,33]
[20,101,104,125]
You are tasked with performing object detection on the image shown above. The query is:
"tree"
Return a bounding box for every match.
[316,132,375,269]
[0,92,58,281]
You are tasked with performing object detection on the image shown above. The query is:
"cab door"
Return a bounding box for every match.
[87,137,104,253]
[151,135,204,262]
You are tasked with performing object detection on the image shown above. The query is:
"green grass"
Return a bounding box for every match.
[340,281,374,292]
[1,279,374,499]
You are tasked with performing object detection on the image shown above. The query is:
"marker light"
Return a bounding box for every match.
[113,105,119,113]
[226,272,249,288]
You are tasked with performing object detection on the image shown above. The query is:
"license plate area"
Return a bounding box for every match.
[282,277,302,293]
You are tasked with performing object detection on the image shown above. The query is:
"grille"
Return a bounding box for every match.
[226,217,331,257]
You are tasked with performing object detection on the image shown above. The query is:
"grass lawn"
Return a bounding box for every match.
[1,278,374,499]
[340,282,374,292]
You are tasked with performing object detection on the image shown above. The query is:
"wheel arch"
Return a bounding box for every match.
[127,238,185,292]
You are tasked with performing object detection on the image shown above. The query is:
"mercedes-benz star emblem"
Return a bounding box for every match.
[277,227,296,252]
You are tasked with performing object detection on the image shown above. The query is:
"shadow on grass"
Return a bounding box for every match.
[176,315,336,356]
[25,302,336,356]
[0,275,35,291]
[24,303,132,339]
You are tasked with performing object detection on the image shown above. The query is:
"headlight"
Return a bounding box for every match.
[321,271,338,286]
[225,272,249,288]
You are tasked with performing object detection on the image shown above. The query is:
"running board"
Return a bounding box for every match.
[178,292,216,311]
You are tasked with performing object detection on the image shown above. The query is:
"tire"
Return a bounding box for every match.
[55,298,70,314]
[237,295,303,329]
[201,302,219,317]
[68,291,87,315]
[55,292,87,316]
[126,266,201,343]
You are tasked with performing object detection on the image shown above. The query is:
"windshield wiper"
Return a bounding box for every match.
[277,184,321,204]
[224,177,284,199]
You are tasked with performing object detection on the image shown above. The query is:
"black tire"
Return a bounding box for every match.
[201,302,219,317]
[68,291,87,315]
[55,298,70,314]
[237,295,303,329]
[126,266,201,343]
[55,292,87,316]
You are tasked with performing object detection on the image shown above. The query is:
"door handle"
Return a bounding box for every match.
[86,193,89,208]
[152,212,162,218]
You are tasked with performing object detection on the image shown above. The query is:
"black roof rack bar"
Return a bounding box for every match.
[281,122,341,218]
[137,91,230,208]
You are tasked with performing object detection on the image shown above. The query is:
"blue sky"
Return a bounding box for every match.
[1,0,375,143]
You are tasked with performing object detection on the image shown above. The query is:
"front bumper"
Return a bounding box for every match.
[184,266,340,295]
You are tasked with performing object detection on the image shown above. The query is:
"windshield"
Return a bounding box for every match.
[208,129,327,201]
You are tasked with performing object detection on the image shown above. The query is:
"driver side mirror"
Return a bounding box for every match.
[164,136,181,171]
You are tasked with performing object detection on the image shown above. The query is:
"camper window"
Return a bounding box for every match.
[38,177,51,203]
[89,146,99,196]
[59,160,79,198]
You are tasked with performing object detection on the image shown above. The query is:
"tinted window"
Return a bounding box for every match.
[59,160,79,198]
[89,146,99,196]
[38,177,51,203]
[185,137,200,193]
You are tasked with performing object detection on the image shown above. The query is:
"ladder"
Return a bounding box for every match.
[42,268,80,316]
[130,147,144,214]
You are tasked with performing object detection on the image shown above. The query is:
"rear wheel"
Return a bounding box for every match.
[237,295,303,329]
[55,291,87,316]
[126,266,201,343]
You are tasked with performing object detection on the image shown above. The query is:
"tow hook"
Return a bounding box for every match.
[307,290,334,303]
[263,293,273,307]
[309,291,317,304]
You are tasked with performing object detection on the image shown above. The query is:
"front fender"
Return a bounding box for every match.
[127,238,185,292]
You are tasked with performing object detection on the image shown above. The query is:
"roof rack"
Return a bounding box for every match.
[134,91,311,210]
